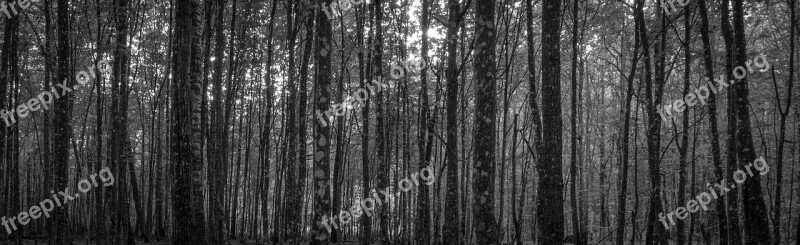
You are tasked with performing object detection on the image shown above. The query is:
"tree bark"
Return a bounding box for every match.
[310,0,332,242]
[171,0,207,242]
[444,0,460,242]
[537,0,565,243]
[473,0,499,244]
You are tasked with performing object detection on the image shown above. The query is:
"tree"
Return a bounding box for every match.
[537,0,565,243]
[310,0,333,242]
[171,0,206,242]
[731,0,772,242]
[54,0,71,242]
[569,0,584,243]
[615,3,639,243]
[697,0,730,242]
[209,0,228,242]
[444,0,461,241]
[473,0,499,244]
[416,0,434,244]
[111,0,135,243]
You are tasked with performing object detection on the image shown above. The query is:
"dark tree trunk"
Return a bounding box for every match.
[444,0,460,242]
[697,0,730,243]
[676,3,693,245]
[54,0,71,242]
[473,0,499,244]
[171,0,207,242]
[616,4,639,244]
[731,0,772,242]
[112,0,135,243]
[416,0,433,244]
[259,0,278,240]
[719,0,743,242]
[637,0,666,243]
[310,0,332,242]
[537,0,565,243]
[209,0,228,242]
[569,0,583,243]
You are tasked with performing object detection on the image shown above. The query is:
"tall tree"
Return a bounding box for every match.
[209,0,228,242]
[416,0,433,244]
[638,0,667,243]
[774,1,795,244]
[310,0,333,242]
[615,3,640,243]
[474,0,499,244]
[1,3,20,243]
[444,0,461,241]
[537,0,565,243]
[171,0,207,242]
[112,0,134,243]
[54,0,72,242]
[259,0,278,240]
[569,0,584,243]
[676,2,693,244]
[697,0,730,243]
[732,0,772,242]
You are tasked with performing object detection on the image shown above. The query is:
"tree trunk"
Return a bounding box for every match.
[444,0,460,242]
[774,1,795,244]
[171,0,207,242]
[54,0,71,242]
[615,4,639,244]
[676,3,692,245]
[697,0,730,243]
[310,0,332,242]
[259,0,278,240]
[537,0,565,243]
[719,0,743,242]
[416,0,433,244]
[209,0,228,242]
[570,0,583,243]
[637,0,666,243]
[473,0,499,244]
[731,0,772,242]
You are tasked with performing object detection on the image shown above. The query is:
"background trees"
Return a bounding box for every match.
[0,0,796,244]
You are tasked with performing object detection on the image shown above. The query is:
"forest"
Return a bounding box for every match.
[0,0,797,244]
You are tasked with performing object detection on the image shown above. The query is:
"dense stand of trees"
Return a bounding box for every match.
[0,0,797,244]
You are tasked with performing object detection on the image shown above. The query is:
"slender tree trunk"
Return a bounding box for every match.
[697,0,730,243]
[208,0,228,242]
[637,0,666,243]
[676,3,693,245]
[416,0,432,244]
[569,0,583,243]
[773,1,795,244]
[719,0,743,242]
[54,0,72,242]
[310,0,332,242]
[615,6,639,243]
[259,0,277,240]
[443,0,460,242]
